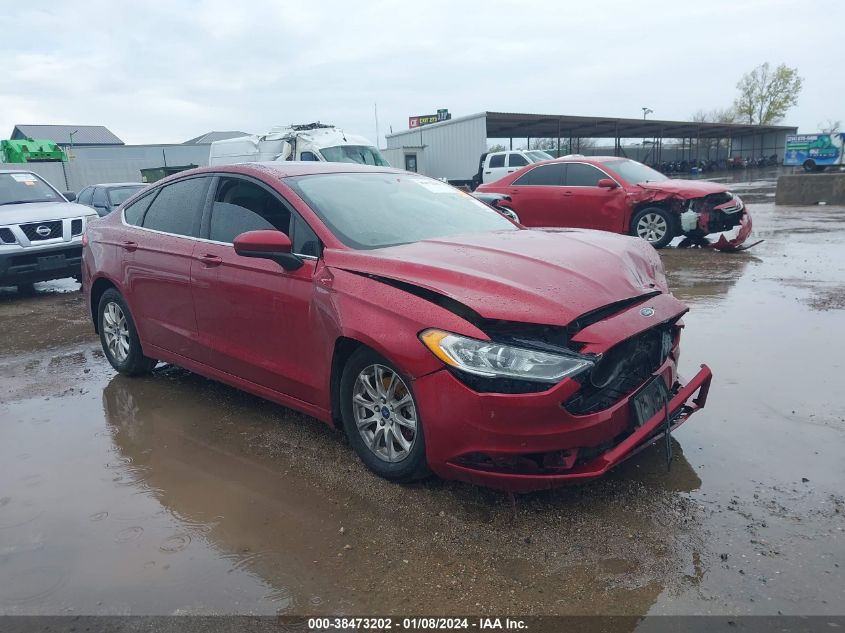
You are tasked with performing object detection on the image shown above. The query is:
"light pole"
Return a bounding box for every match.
[68,129,79,150]
[641,109,653,161]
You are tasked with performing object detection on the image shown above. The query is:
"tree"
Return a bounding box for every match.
[487,143,507,152]
[528,137,594,155]
[819,119,841,135]
[690,107,741,158]
[734,63,802,125]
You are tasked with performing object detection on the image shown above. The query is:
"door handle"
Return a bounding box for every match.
[197,253,223,267]
[484,171,491,174]
[562,191,574,196]
[507,169,514,173]
[121,240,138,252]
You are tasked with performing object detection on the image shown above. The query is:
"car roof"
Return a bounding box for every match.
[553,155,623,164]
[87,182,146,188]
[189,161,405,179]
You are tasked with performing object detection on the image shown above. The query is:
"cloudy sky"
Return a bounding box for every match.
[1,1,841,146]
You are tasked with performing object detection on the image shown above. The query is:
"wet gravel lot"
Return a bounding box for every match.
[1,172,843,617]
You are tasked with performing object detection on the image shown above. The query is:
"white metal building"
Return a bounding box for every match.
[383,111,797,185]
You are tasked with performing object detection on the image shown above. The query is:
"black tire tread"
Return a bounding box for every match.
[339,347,430,483]
[97,288,157,376]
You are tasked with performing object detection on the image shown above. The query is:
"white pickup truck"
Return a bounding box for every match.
[209,123,389,167]
[472,149,554,188]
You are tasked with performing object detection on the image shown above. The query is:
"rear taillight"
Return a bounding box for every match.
[81,233,89,247]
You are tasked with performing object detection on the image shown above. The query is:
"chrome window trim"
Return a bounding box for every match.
[121,212,318,260]
[512,161,622,188]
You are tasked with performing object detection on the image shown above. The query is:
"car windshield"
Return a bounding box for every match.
[108,185,145,206]
[0,172,62,206]
[526,151,554,162]
[288,172,518,250]
[319,145,390,166]
[603,159,668,183]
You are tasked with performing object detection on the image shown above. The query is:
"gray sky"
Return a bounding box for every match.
[2,0,842,146]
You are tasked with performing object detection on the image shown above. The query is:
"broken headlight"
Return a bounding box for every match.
[420,329,593,383]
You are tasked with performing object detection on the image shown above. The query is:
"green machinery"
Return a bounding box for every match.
[1,138,67,163]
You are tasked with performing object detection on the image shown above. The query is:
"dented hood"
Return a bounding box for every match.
[635,179,729,198]
[324,229,668,326]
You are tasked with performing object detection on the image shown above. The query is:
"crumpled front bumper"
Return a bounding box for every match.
[414,362,712,493]
[707,210,761,252]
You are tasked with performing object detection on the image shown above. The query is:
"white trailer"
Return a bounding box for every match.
[209,123,388,167]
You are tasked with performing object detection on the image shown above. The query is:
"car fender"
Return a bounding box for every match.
[322,266,490,380]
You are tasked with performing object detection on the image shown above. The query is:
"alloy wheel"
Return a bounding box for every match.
[102,301,130,363]
[636,212,668,243]
[352,364,418,463]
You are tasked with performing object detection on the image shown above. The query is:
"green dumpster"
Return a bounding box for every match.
[1,138,66,163]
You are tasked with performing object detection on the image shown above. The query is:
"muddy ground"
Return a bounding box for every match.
[1,172,843,618]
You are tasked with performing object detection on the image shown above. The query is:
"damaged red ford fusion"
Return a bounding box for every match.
[82,163,711,492]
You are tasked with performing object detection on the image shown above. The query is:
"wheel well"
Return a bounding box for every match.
[330,337,364,429]
[631,203,678,228]
[89,278,117,333]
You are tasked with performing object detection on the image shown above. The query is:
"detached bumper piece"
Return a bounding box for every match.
[448,365,712,492]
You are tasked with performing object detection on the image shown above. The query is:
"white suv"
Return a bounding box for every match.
[0,169,97,292]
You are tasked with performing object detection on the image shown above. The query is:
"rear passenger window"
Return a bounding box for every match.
[92,187,108,208]
[565,163,605,187]
[508,154,529,167]
[209,177,291,244]
[513,164,565,186]
[142,177,208,236]
[124,193,156,226]
[489,154,505,168]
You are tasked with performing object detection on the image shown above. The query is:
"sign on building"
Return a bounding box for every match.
[409,109,451,129]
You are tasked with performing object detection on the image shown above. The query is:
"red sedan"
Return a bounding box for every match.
[476,156,753,250]
[82,163,711,492]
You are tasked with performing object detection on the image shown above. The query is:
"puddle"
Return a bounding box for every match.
[0,175,843,616]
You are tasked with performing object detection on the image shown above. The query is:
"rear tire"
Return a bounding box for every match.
[803,159,816,173]
[97,288,157,376]
[339,347,430,483]
[630,207,676,249]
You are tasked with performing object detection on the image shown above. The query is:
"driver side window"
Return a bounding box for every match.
[209,178,291,244]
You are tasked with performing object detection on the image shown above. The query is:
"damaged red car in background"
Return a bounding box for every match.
[82,163,712,492]
[475,156,757,251]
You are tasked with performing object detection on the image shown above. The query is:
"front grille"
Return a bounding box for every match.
[71,219,83,236]
[0,227,14,243]
[21,220,62,241]
[564,324,676,415]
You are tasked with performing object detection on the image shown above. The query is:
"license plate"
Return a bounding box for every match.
[631,376,670,427]
[38,254,66,270]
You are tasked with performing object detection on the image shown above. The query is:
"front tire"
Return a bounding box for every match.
[631,207,676,249]
[339,348,430,482]
[97,288,157,376]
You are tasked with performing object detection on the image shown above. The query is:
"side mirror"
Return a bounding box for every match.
[596,178,619,189]
[64,191,77,201]
[233,230,303,271]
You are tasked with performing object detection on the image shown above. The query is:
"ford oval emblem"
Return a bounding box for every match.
[640,307,655,317]
[36,225,52,237]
